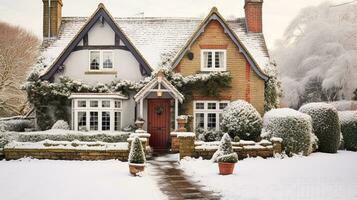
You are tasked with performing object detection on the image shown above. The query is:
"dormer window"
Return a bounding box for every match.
[201,49,226,71]
[89,50,113,70]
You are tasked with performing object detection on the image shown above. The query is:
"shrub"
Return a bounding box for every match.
[129,136,145,164]
[0,131,18,149]
[17,130,130,143]
[221,100,262,141]
[262,108,315,156]
[196,128,224,142]
[51,120,70,130]
[0,119,34,132]
[339,111,357,151]
[299,103,340,153]
[212,133,238,163]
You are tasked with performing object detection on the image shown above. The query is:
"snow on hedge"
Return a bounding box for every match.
[329,100,357,111]
[6,140,129,151]
[221,100,262,141]
[262,108,315,156]
[339,111,357,151]
[17,130,131,143]
[299,103,341,153]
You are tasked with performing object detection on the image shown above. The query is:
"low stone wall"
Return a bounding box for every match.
[4,148,129,161]
[178,135,283,160]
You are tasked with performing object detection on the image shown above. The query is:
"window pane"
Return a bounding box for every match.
[103,52,113,69]
[77,101,86,108]
[78,111,87,131]
[203,52,212,68]
[195,102,204,110]
[90,112,98,131]
[215,52,224,69]
[115,100,121,108]
[102,111,110,131]
[219,103,228,110]
[90,100,98,107]
[115,112,121,131]
[207,103,216,110]
[207,113,217,130]
[90,51,100,70]
[195,113,204,129]
[102,100,110,108]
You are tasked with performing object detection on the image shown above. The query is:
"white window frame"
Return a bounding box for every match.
[72,98,122,131]
[193,100,230,131]
[89,50,114,71]
[200,49,227,72]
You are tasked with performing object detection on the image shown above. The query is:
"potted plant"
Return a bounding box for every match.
[213,133,238,175]
[128,136,146,175]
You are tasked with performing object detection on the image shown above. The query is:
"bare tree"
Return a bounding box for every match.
[0,21,40,117]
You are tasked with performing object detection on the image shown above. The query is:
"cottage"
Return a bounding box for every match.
[32,0,271,151]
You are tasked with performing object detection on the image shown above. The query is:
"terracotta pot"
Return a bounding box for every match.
[218,162,236,175]
[129,163,145,175]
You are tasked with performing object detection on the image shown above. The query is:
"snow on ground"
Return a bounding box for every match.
[180,151,357,200]
[0,159,166,200]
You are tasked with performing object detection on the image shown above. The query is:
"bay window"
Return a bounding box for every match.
[193,101,229,131]
[72,98,122,131]
[201,49,226,71]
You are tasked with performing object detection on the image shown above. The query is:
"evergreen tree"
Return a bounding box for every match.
[129,137,145,164]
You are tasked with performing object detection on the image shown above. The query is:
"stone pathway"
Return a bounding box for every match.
[147,154,221,200]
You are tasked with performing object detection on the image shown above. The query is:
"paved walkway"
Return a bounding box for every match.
[147,154,221,200]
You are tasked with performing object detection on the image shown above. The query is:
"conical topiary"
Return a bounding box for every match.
[212,133,238,163]
[129,136,146,164]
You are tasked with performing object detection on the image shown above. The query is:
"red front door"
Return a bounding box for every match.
[148,99,171,150]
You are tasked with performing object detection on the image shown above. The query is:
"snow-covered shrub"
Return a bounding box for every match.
[128,136,145,164]
[51,120,70,130]
[339,111,357,151]
[212,133,238,163]
[0,132,18,149]
[17,130,129,143]
[221,100,262,141]
[0,119,34,132]
[299,103,340,153]
[262,108,314,156]
[264,62,282,112]
[329,101,357,111]
[196,128,224,142]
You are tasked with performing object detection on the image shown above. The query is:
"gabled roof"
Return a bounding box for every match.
[171,7,268,81]
[134,74,184,103]
[39,5,270,80]
[40,3,152,80]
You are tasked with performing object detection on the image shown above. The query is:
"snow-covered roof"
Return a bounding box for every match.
[40,12,270,75]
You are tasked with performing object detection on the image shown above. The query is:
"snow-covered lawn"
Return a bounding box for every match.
[0,159,166,200]
[181,151,357,200]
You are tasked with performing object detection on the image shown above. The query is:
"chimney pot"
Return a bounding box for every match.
[244,0,263,33]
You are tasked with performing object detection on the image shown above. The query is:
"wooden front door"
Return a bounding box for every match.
[148,99,171,150]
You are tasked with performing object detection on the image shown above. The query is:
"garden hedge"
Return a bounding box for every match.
[299,103,340,153]
[339,111,357,151]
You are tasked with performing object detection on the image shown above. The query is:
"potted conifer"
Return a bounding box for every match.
[212,133,238,175]
[128,136,146,175]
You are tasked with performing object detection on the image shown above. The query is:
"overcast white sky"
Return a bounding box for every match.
[0,0,348,50]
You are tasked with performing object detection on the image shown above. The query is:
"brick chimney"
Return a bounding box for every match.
[244,0,263,33]
[42,0,63,38]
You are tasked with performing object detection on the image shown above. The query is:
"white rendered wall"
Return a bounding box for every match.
[88,21,115,45]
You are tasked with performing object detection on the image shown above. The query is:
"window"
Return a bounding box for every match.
[201,50,226,71]
[102,111,110,131]
[193,101,230,131]
[72,99,122,131]
[90,111,98,131]
[89,50,113,70]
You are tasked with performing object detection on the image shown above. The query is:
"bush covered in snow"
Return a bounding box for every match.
[339,111,357,151]
[17,130,130,143]
[212,133,238,163]
[262,108,315,156]
[0,132,18,149]
[196,128,224,142]
[220,100,262,141]
[299,103,340,153]
[329,101,357,111]
[129,136,145,164]
[51,120,70,130]
[0,119,34,132]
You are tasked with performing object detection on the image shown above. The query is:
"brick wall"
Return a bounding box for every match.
[175,20,265,121]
